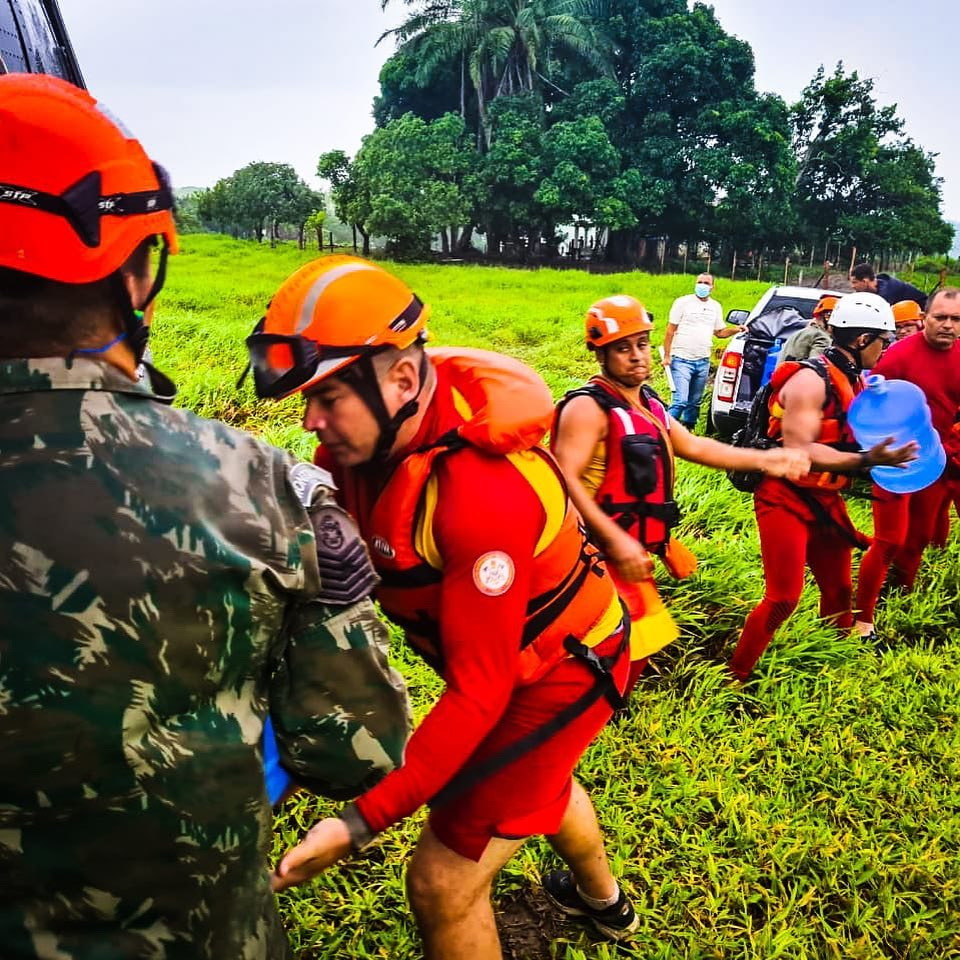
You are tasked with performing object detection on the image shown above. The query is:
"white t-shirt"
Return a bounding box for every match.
[668,294,724,360]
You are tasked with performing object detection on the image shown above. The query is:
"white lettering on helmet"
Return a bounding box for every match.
[0,188,36,204]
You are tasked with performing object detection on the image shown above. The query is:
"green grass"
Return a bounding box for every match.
[158,235,960,959]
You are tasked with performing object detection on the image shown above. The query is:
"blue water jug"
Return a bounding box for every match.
[847,374,946,494]
[759,338,784,388]
[262,715,292,807]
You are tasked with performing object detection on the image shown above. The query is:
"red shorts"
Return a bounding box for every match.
[428,632,629,861]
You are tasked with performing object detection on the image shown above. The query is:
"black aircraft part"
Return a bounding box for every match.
[0,0,84,87]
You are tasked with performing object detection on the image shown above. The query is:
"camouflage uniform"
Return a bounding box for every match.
[0,357,411,959]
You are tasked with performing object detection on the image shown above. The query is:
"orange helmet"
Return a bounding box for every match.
[584,295,653,349]
[0,74,177,284]
[813,295,839,318]
[892,300,924,326]
[247,256,429,400]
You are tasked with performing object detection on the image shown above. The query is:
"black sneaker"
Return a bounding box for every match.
[542,870,639,941]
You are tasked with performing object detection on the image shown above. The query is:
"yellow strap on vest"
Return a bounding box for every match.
[415,472,444,569]
[505,450,567,556]
[581,592,627,651]
[450,386,474,422]
[414,450,567,567]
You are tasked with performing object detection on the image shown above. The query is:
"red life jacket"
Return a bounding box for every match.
[338,348,625,688]
[553,377,679,555]
[767,356,860,491]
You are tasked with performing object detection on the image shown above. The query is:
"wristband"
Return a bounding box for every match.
[339,803,376,853]
[857,451,871,471]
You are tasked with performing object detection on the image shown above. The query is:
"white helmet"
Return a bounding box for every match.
[829,292,895,332]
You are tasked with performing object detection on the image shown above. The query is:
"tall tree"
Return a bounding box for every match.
[379,0,611,149]
[322,113,479,258]
[791,63,951,260]
[317,149,374,255]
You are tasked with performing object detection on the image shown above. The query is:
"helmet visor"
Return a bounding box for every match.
[245,326,374,399]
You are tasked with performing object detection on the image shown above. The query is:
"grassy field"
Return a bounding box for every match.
[159,235,960,959]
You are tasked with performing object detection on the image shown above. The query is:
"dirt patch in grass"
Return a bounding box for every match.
[496,887,568,960]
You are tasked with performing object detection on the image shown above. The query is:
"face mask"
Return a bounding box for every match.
[694,282,711,299]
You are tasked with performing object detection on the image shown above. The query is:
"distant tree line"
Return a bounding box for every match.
[315,0,952,266]
[192,162,324,247]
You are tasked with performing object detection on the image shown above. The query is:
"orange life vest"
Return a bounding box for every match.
[343,348,625,687]
[767,356,860,491]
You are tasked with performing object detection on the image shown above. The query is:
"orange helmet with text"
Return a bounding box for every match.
[584,295,653,349]
[892,300,924,326]
[247,256,430,400]
[0,74,177,283]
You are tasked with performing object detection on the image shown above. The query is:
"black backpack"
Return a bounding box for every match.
[726,358,834,493]
[726,382,779,493]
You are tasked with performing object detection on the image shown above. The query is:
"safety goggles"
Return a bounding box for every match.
[0,162,175,247]
[243,319,381,399]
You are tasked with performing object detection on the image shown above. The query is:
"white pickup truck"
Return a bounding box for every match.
[709,284,844,436]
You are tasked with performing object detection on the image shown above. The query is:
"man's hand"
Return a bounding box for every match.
[865,437,920,468]
[605,531,655,582]
[760,447,811,480]
[271,817,353,892]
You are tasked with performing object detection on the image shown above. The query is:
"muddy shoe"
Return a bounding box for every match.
[541,870,639,941]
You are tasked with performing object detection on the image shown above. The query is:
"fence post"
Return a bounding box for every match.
[731,249,737,282]
[849,245,857,275]
[784,257,790,285]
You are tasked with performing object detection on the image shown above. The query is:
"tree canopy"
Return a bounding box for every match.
[196,162,323,246]
[319,1,952,263]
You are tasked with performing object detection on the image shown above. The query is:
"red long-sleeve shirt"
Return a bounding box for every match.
[315,381,552,834]
[873,332,960,470]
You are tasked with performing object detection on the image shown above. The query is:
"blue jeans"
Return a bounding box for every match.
[668,356,710,429]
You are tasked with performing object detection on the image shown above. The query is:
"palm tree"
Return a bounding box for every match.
[379,0,611,150]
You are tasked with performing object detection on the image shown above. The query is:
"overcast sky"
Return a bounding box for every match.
[60,0,959,221]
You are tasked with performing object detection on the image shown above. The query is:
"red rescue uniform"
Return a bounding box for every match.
[730,356,866,681]
[317,350,628,861]
[868,332,960,588]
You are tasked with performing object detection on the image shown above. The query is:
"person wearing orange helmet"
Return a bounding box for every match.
[892,299,924,340]
[0,75,410,959]
[778,294,837,364]
[552,296,811,689]
[256,258,642,952]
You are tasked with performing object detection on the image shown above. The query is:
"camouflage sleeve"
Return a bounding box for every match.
[268,597,411,799]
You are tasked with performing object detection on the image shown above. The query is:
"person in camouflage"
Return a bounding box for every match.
[0,75,411,959]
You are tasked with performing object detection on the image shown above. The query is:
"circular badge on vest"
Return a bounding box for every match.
[472,551,515,596]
